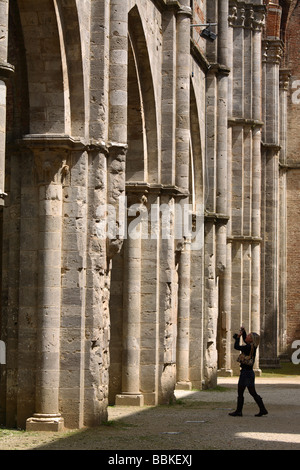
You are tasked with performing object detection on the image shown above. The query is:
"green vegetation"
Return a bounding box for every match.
[261,361,300,377]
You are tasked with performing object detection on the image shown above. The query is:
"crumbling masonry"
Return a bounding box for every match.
[0,0,299,430]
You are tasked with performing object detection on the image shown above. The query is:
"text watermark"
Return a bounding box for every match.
[291,340,300,365]
[0,340,5,365]
[292,80,300,105]
[95,197,204,251]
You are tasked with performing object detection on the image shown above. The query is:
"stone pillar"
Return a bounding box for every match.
[214,0,230,377]
[26,148,66,431]
[160,193,177,403]
[107,0,127,254]
[108,0,128,147]
[278,69,290,357]
[86,0,127,419]
[175,1,192,390]
[216,0,229,231]
[175,1,191,193]
[161,8,176,186]
[115,193,145,406]
[220,3,237,378]
[260,37,283,367]
[251,9,265,373]
[176,240,191,390]
[0,0,14,204]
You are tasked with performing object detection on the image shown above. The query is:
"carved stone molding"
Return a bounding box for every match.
[279,69,291,90]
[0,61,14,81]
[34,150,70,186]
[204,211,230,226]
[176,4,192,17]
[252,9,266,32]
[262,39,284,64]
[229,2,265,30]
[227,235,262,244]
[18,134,87,185]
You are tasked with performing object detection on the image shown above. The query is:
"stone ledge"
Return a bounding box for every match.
[175,381,192,391]
[26,414,64,432]
[115,394,144,406]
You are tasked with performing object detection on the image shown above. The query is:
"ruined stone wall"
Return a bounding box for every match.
[0,0,127,430]
[0,0,296,431]
[283,0,300,350]
[0,0,208,429]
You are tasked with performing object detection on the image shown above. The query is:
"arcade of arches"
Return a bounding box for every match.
[0,0,299,430]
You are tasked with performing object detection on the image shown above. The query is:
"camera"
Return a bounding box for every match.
[233,333,238,340]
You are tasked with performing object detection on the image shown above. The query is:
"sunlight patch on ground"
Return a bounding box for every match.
[236,432,300,444]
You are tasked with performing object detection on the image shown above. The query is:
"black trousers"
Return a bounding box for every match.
[238,369,259,399]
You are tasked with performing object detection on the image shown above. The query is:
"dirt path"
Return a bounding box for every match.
[1,376,300,451]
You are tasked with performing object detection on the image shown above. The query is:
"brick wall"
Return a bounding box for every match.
[191,0,206,54]
[265,0,282,38]
[285,1,300,347]
[286,170,300,346]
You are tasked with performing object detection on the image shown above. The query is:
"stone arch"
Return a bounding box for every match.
[16,0,85,137]
[282,0,300,67]
[127,5,158,183]
[7,1,30,142]
[190,79,203,210]
[280,0,299,64]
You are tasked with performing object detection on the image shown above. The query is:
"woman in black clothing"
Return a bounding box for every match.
[229,327,268,417]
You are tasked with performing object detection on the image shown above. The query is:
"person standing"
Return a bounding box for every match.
[229,327,268,417]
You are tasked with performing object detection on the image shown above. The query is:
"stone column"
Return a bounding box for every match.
[175,1,191,193]
[0,0,14,204]
[176,239,191,390]
[251,9,265,373]
[220,3,237,378]
[107,0,127,254]
[86,0,127,420]
[160,192,177,403]
[115,193,145,406]
[216,0,229,235]
[214,0,230,377]
[175,1,192,390]
[278,69,290,357]
[260,38,283,367]
[26,148,66,431]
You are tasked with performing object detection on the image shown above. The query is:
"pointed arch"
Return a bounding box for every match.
[16,0,85,137]
[190,79,204,210]
[127,5,158,184]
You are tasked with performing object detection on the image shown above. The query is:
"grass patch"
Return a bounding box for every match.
[201,385,231,392]
[261,361,300,377]
[165,399,226,410]
[102,419,138,429]
[0,427,26,438]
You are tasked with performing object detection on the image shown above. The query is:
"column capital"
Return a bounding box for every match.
[228,2,266,30]
[279,68,291,90]
[0,61,14,81]
[262,39,284,64]
[18,134,84,185]
[252,9,266,32]
[176,4,192,17]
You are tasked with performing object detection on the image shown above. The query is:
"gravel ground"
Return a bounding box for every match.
[0,376,299,451]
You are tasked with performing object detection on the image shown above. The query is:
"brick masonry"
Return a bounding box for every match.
[284,0,300,347]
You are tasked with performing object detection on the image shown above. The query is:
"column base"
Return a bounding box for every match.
[217,368,233,377]
[26,414,64,432]
[115,394,144,406]
[175,381,192,391]
[254,368,262,377]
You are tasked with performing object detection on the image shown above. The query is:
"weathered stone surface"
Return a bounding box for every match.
[0,0,298,431]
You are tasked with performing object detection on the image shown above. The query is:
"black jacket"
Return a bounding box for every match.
[234,330,256,370]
